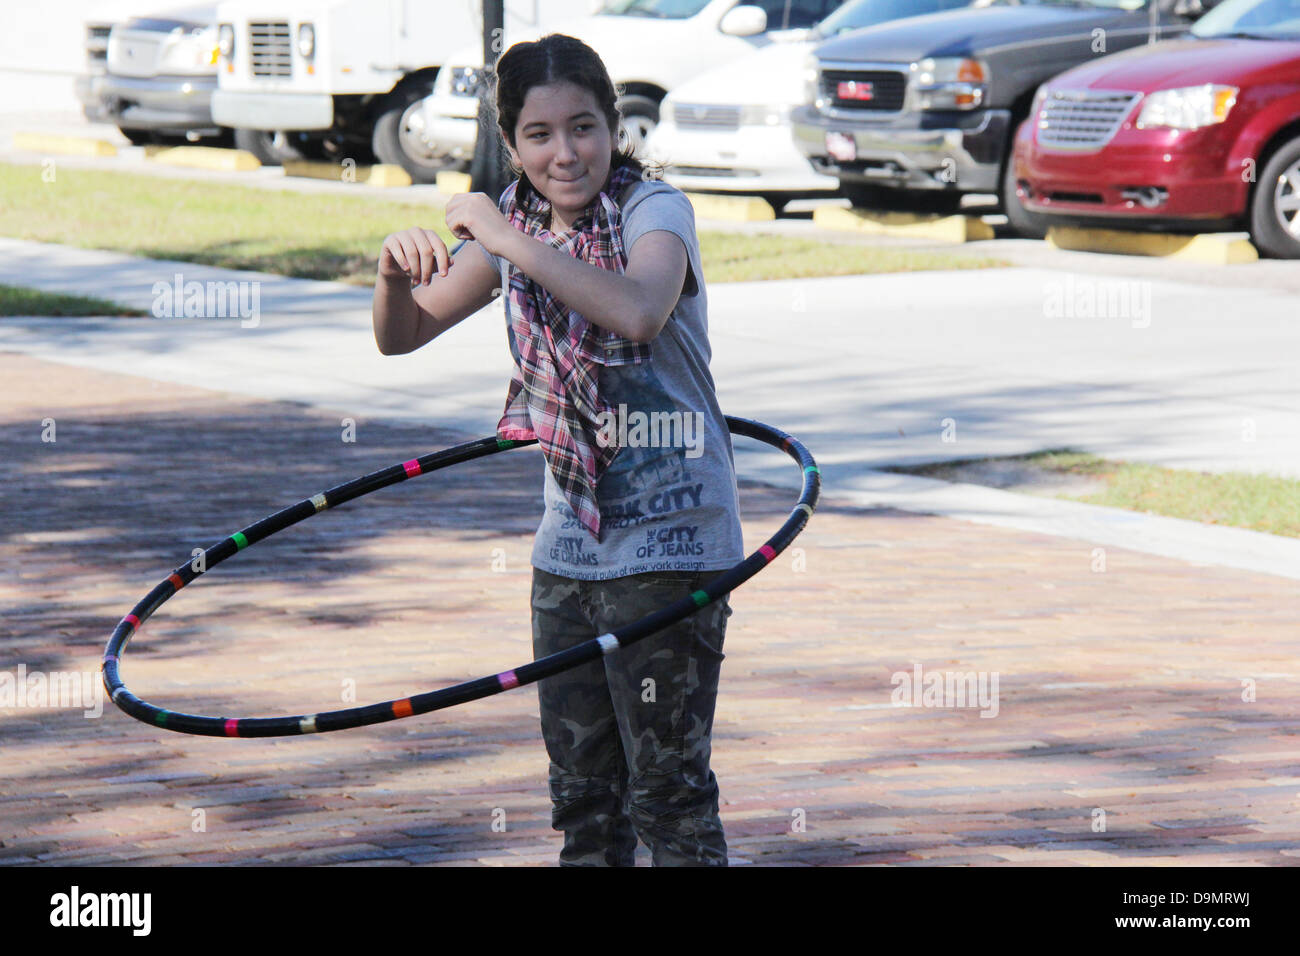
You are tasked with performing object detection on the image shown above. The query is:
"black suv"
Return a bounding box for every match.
[791,0,1217,235]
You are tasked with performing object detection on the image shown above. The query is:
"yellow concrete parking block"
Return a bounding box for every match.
[281,160,411,186]
[365,164,412,187]
[12,132,117,157]
[685,192,775,222]
[435,171,473,195]
[813,205,994,242]
[149,146,261,171]
[1047,226,1259,264]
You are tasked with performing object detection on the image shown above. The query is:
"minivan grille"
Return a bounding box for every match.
[249,20,291,78]
[1037,89,1141,151]
[821,69,907,112]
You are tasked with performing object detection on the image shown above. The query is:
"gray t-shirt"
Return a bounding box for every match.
[479,178,744,580]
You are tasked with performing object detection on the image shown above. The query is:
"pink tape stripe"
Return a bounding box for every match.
[123,614,141,629]
[497,671,519,690]
[402,459,421,478]
[759,544,777,563]
[224,718,239,737]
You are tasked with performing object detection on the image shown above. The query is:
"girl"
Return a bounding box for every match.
[372,33,742,867]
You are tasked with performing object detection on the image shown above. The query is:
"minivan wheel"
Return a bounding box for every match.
[616,94,660,157]
[1249,138,1300,259]
[371,79,442,184]
[234,128,307,166]
[1001,123,1049,239]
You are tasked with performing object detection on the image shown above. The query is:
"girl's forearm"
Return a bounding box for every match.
[500,231,654,342]
[372,272,420,355]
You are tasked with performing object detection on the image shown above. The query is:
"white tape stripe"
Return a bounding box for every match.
[797,503,814,518]
[299,715,317,734]
[310,494,328,512]
[597,633,620,655]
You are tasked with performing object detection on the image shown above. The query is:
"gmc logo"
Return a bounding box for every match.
[837,80,874,101]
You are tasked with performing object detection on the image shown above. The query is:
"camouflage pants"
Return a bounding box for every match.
[531,567,733,866]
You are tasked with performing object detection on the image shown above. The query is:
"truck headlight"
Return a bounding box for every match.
[218,23,234,58]
[740,104,790,126]
[911,57,988,111]
[1136,84,1237,131]
[297,23,314,59]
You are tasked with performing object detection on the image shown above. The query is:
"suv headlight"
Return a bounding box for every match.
[740,104,790,126]
[159,25,220,72]
[450,66,484,97]
[1136,84,1237,131]
[911,57,988,111]
[218,23,233,58]
[803,52,820,108]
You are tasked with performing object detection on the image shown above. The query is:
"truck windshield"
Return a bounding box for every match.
[1191,0,1300,39]
[600,0,714,17]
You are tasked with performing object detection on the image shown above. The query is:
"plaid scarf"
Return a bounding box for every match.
[494,162,650,541]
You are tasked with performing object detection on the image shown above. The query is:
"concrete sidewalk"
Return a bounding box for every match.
[2,352,1298,866]
[2,237,1299,581]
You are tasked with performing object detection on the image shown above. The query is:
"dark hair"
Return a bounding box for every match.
[490,33,665,204]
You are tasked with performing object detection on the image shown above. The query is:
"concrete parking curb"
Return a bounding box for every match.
[813,205,995,242]
[148,145,261,171]
[685,192,776,222]
[435,171,473,195]
[12,131,117,157]
[1048,226,1260,264]
[283,160,412,187]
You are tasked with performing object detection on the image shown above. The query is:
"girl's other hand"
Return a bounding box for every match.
[445,192,516,258]
[378,228,452,287]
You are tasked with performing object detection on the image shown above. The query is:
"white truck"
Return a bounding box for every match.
[210,0,596,179]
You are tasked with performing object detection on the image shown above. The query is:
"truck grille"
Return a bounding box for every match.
[108,30,164,77]
[821,69,906,113]
[249,20,292,78]
[673,104,741,131]
[1037,89,1142,151]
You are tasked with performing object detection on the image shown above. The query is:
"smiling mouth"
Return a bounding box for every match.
[553,174,585,183]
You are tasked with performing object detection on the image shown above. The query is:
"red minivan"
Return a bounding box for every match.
[1012,0,1300,257]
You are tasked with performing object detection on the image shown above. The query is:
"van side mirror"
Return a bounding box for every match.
[719,5,768,36]
[1171,0,1205,17]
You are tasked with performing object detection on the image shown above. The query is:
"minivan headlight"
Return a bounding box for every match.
[1136,84,1237,131]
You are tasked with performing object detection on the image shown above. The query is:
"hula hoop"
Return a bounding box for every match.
[102,417,819,737]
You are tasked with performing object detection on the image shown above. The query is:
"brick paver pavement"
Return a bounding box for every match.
[2,351,1298,866]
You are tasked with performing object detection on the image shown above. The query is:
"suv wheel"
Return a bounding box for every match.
[616,94,660,157]
[372,79,442,184]
[234,128,307,166]
[1249,138,1300,259]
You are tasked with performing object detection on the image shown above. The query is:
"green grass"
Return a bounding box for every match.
[902,450,1300,538]
[0,162,1008,286]
[0,283,146,317]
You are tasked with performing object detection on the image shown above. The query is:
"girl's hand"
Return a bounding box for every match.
[378,228,452,286]
[445,192,517,258]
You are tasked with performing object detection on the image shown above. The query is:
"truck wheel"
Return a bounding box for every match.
[117,127,155,146]
[234,128,306,166]
[372,80,441,184]
[1000,125,1049,239]
[1249,138,1300,259]
[616,94,660,157]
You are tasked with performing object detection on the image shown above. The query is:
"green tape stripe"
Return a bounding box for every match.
[231,532,249,550]
[691,590,709,608]
[154,711,168,726]
[803,465,820,476]
[496,438,517,450]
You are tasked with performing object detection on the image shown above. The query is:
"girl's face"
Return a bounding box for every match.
[508,81,615,226]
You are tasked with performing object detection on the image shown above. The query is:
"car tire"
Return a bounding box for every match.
[842,182,960,214]
[616,94,660,157]
[234,128,307,166]
[759,193,789,216]
[1248,138,1300,259]
[371,79,442,184]
[1000,123,1049,239]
